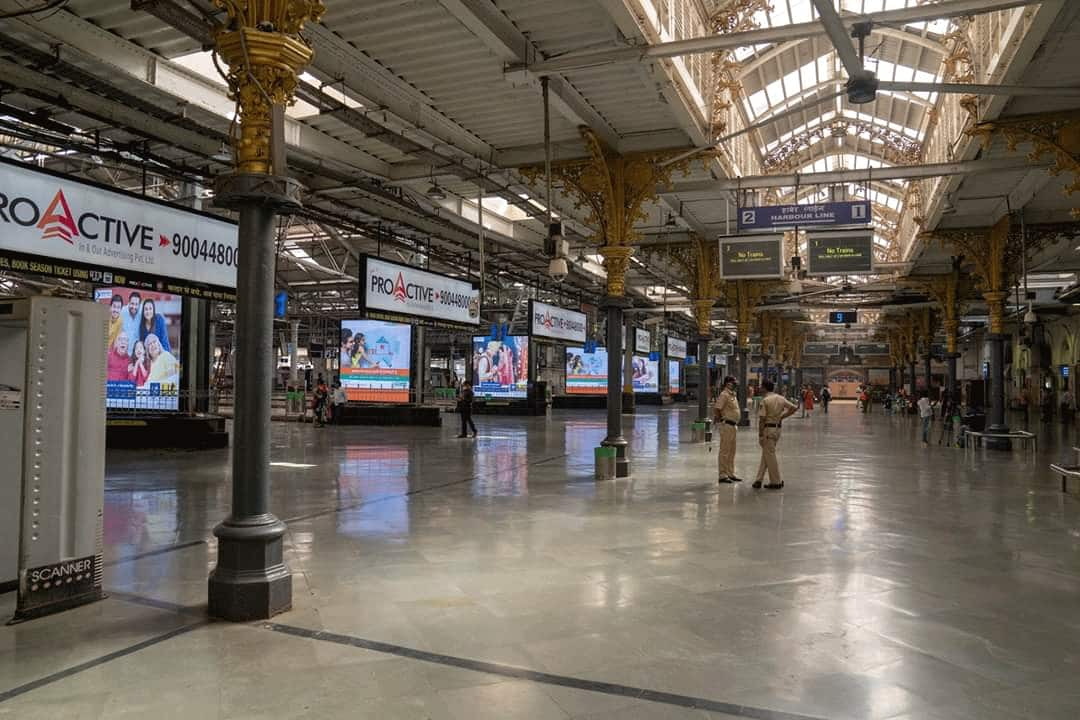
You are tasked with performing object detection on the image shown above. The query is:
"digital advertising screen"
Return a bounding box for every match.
[472,336,529,398]
[632,355,659,394]
[339,320,412,402]
[668,360,681,393]
[96,287,182,411]
[565,347,609,395]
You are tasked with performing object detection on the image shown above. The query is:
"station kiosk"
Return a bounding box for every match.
[0,296,107,622]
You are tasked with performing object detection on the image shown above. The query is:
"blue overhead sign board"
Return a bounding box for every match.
[738,201,871,231]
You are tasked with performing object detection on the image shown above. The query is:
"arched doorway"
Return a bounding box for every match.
[827,368,866,400]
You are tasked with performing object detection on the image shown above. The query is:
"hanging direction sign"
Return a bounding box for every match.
[804,342,839,355]
[718,234,784,279]
[806,230,875,276]
[854,342,890,356]
[737,201,871,231]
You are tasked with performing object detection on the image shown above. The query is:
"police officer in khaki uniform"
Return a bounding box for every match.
[713,376,743,484]
[753,379,797,489]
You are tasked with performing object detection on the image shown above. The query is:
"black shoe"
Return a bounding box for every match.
[472,432,478,437]
[752,480,762,489]
[718,477,733,484]
[457,434,468,438]
[730,476,744,483]
[764,482,784,490]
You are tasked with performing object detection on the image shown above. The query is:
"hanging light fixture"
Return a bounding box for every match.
[1024,305,1038,324]
[425,166,446,201]
[426,182,446,201]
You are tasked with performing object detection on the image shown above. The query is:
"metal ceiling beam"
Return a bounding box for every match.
[0,59,225,157]
[434,0,621,150]
[522,0,1038,74]
[5,12,393,177]
[665,158,1045,194]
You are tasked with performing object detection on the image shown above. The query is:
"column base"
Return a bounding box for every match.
[601,435,631,478]
[739,409,751,427]
[985,424,1012,451]
[208,514,292,622]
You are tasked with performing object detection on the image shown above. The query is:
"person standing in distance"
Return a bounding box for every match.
[917,391,934,446]
[820,385,831,414]
[457,381,478,438]
[753,379,797,490]
[713,376,743,484]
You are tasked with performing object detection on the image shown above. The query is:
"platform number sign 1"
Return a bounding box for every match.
[851,203,867,220]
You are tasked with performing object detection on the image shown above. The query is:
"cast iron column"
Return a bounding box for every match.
[761,354,770,386]
[737,347,750,426]
[946,353,958,402]
[697,334,711,438]
[924,353,932,397]
[602,297,630,476]
[209,178,301,620]
[909,359,917,395]
[987,333,1010,442]
[890,366,897,393]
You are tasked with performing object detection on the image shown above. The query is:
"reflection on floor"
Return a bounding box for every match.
[3,403,1080,719]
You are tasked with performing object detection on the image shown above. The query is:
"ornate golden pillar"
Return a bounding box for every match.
[208,0,324,621]
[546,128,707,475]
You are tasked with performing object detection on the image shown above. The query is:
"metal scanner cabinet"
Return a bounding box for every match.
[0,296,107,622]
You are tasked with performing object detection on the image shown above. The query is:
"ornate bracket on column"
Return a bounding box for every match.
[968,110,1080,218]
[529,127,710,296]
[214,0,325,175]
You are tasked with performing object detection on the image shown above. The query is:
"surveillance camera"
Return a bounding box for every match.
[548,257,568,282]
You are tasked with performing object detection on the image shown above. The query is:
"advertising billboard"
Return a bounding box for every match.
[361,255,479,327]
[339,320,412,402]
[529,300,587,344]
[565,347,608,395]
[668,360,680,393]
[96,287,182,411]
[4,159,237,300]
[632,355,659,393]
[472,336,529,398]
[666,336,687,359]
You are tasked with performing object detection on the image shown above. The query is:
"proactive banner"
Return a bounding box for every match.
[529,300,587,343]
[361,255,480,326]
[0,158,237,299]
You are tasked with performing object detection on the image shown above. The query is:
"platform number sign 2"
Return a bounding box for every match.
[741,209,756,226]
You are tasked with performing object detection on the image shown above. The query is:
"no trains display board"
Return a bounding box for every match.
[718,234,784,280]
[805,230,875,276]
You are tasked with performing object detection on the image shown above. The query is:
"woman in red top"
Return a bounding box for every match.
[802,386,814,417]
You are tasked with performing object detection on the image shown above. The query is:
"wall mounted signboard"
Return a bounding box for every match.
[718,234,784,279]
[360,255,480,327]
[806,230,875,276]
[0,158,237,300]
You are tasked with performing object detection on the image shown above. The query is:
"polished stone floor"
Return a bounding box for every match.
[3,402,1080,719]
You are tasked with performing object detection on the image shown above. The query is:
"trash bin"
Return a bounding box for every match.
[594,446,616,481]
